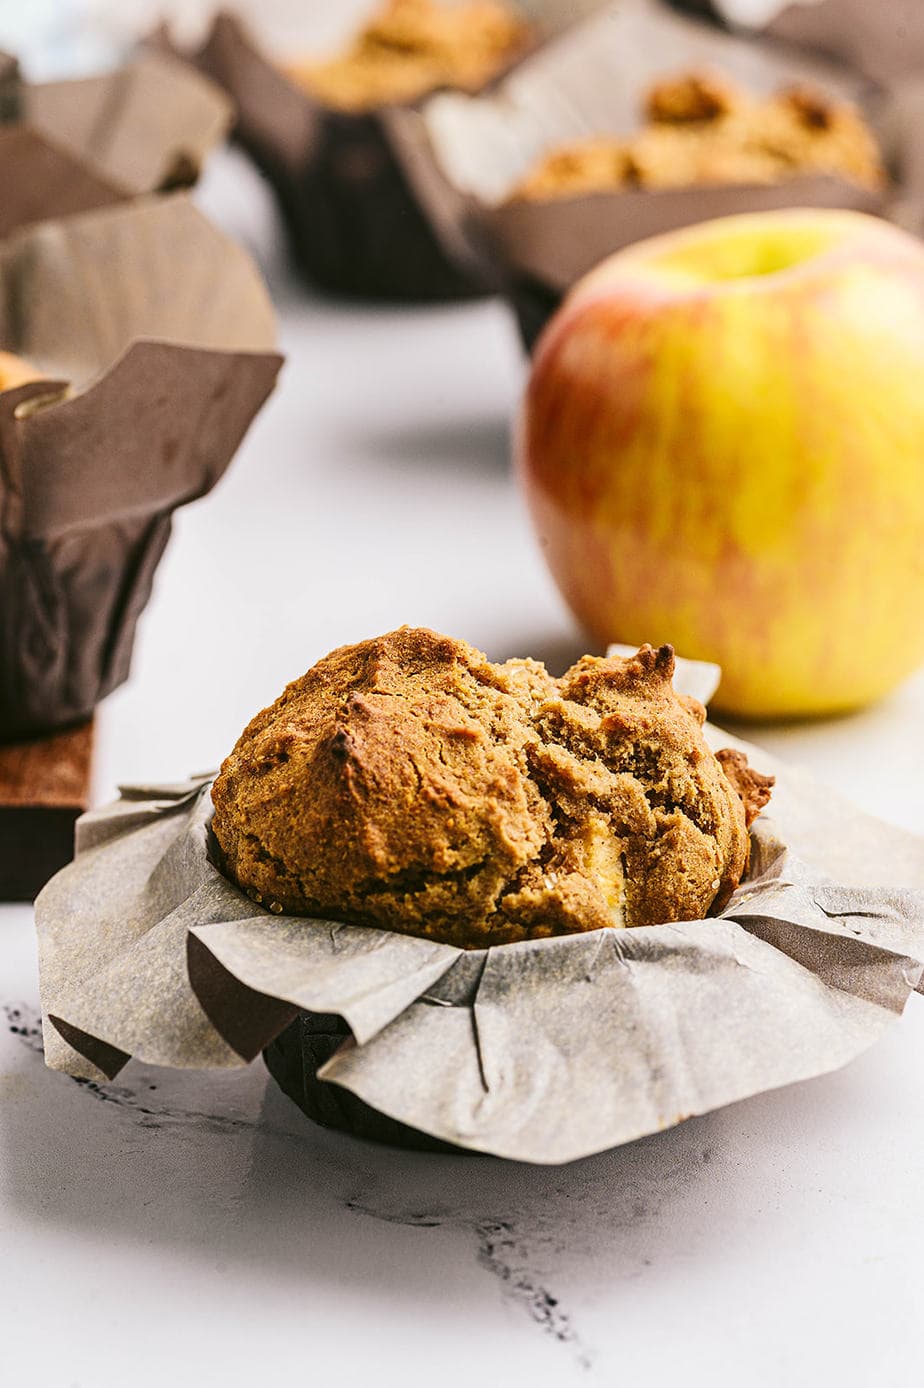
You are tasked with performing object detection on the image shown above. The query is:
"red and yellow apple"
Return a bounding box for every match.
[516,208,924,718]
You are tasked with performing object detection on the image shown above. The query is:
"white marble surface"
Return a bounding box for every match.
[2,143,924,1386]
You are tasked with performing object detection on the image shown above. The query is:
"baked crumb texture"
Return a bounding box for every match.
[211,628,773,949]
[511,69,884,201]
[284,0,531,111]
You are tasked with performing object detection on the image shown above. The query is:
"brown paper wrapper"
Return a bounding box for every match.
[0,128,128,241]
[763,1,924,89]
[0,50,19,122]
[21,52,231,195]
[264,1013,463,1152]
[0,194,283,741]
[669,1,924,89]
[0,53,231,240]
[197,11,477,300]
[33,656,924,1162]
[386,0,904,348]
[191,6,604,301]
[0,720,93,901]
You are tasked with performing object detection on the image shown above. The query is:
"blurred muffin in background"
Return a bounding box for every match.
[511,69,884,200]
[284,0,533,111]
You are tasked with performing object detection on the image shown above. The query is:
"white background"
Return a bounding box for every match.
[2,5,924,1385]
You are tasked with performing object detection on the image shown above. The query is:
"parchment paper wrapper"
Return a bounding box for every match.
[0,51,18,123]
[0,53,231,240]
[0,193,282,740]
[189,3,605,301]
[34,657,924,1163]
[684,0,924,90]
[385,0,910,348]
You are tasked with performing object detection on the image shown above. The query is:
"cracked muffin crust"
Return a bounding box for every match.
[210,628,773,948]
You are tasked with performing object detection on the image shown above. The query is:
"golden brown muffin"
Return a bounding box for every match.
[284,0,532,112]
[211,628,773,948]
[509,69,883,201]
[0,350,42,392]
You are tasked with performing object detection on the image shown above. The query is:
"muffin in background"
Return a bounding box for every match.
[510,69,884,201]
[284,0,533,111]
[197,2,542,300]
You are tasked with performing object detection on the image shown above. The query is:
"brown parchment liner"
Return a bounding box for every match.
[0,50,19,123]
[0,193,283,741]
[384,0,912,348]
[761,1,924,90]
[188,3,606,301]
[34,655,924,1164]
[0,52,231,240]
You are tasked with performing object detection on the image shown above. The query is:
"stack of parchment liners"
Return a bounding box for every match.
[0,195,283,899]
[34,657,924,1163]
[182,1,605,301]
[383,0,924,348]
[0,48,231,239]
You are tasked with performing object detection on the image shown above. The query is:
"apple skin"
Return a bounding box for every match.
[516,208,924,719]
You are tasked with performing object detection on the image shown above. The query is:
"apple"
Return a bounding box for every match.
[516,208,924,719]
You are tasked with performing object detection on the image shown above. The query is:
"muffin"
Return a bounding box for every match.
[284,0,532,111]
[510,69,883,200]
[211,628,772,948]
[199,5,524,301]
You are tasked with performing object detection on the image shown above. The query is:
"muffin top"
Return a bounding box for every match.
[211,629,772,948]
[509,69,884,201]
[284,0,532,112]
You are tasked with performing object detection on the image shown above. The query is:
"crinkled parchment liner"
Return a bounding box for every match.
[384,0,912,348]
[187,3,606,301]
[0,193,283,740]
[35,677,924,1163]
[0,52,231,239]
[714,0,924,91]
